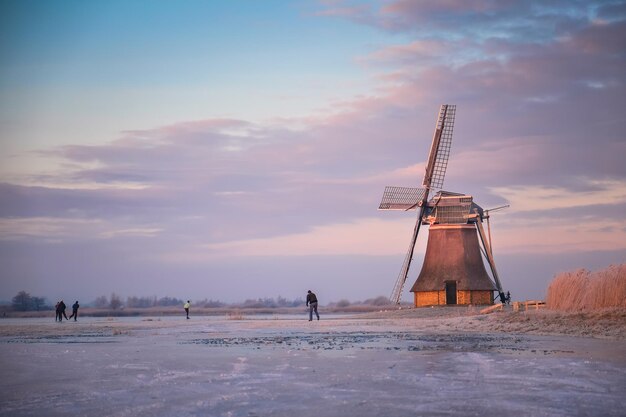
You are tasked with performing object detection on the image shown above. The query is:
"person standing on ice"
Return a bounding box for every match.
[306,290,320,321]
[68,301,79,321]
[58,300,68,321]
[183,300,191,319]
[54,301,61,322]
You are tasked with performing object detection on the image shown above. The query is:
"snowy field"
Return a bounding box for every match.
[0,312,625,417]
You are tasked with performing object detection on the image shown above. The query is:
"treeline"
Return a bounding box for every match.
[94,294,187,309]
[5,292,194,312]
[11,291,51,311]
[7,291,393,312]
[236,296,304,308]
[98,295,306,309]
[6,291,308,311]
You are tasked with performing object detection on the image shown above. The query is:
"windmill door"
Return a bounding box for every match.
[445,281,457,305]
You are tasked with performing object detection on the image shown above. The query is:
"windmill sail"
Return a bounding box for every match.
[378,186,426,210]
[474,217,505,301]
[423,105,455,190]
[384,104,456,304]
[389,206,426,303]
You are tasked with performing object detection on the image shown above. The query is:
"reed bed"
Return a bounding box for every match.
[546,264,626,311]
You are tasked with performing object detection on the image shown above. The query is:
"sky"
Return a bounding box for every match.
[1,0,625,305]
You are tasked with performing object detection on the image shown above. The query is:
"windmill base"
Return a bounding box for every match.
[413,290,494,307]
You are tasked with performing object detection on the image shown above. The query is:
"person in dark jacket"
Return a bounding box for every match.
[306,290,320,321]
[58,300,68,321]
[68,301,80,321]
[55,301,61,322]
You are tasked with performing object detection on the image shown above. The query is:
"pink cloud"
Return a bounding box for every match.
[382,0,515,15]
[360,39,453,67]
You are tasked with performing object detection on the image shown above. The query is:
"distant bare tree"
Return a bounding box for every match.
[10,292,49,311]
[126,296,156,308]
[31,296,47,311]
[290,298,305,307]
[109,293,122,310]
[12,291,32,311]
[94,295,108,308]
[156,296,183,307]
[241,298,264,308]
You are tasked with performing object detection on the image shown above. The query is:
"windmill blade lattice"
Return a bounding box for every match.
[423,104,456,191]
[389,210,424,304]
[378,186,426,210]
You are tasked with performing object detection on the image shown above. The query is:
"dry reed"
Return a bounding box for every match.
[546,264,626,311]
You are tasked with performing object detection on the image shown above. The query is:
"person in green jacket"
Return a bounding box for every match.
[183,300,191,319]
[306,290,319,321]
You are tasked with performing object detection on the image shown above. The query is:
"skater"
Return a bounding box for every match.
[183,300,190,319]
[58,300,68,321]
[68,301,80,321]
[306,290,319,321]
[55,301,61,322]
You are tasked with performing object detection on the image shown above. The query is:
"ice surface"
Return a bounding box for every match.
[0,315,624,416]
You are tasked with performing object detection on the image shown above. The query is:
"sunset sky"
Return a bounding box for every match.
[1,0,625,304]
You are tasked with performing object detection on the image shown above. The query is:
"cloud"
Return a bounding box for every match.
[490,179,626,212]
[361,39,453,67]
[164,217,419,261]
[318,0,605,41]
[0,216,162,242]
[492,215,626,254]
[200,216,414,256]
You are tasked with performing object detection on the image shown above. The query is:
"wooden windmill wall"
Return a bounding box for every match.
[410,224,495,307]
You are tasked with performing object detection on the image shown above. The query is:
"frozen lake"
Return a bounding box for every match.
[1,314,625,416]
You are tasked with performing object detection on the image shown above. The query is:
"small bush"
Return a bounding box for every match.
[546,264,626,311]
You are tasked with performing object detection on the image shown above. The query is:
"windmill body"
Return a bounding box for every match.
[378,105,506,306]
[411,191,497,306]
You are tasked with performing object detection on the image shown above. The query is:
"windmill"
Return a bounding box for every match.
[378,105,507,306]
